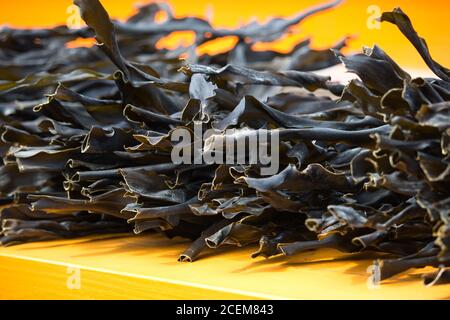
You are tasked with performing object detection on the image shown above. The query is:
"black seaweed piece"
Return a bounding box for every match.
[0,0,449,288]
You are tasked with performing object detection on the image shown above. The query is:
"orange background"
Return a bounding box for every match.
[1,0,449,69]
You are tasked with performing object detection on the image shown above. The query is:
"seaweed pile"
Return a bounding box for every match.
[0,0,449,286]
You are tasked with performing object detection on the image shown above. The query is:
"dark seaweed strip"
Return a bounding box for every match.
[0,1,449,288]
[178,219,233,262]
[381,8,450,82]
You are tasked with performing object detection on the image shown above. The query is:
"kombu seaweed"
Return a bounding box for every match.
[0,1,449,286]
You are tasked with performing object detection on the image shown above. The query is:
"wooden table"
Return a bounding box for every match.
[0,233,448,299]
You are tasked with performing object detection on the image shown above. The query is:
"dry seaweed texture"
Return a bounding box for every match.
[0,0,449,286]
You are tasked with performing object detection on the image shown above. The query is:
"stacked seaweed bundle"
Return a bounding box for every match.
[0,0,448,286]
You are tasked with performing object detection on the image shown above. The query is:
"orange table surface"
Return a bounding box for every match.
[0,233,448,300]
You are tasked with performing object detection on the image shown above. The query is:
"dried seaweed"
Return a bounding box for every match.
[0,0,449,287]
